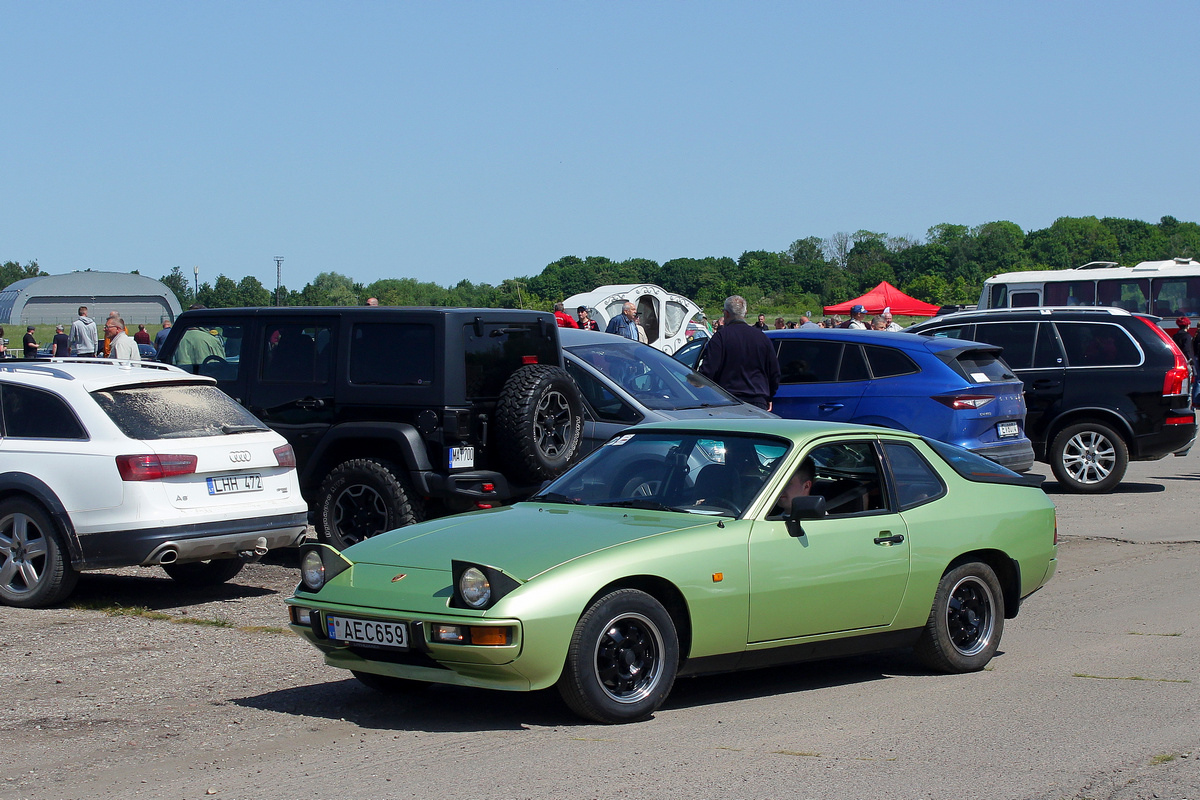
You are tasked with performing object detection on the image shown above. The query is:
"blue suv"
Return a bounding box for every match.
[676,329,1034,471]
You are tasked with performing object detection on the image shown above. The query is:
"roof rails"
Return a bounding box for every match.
[934,306,1134,320]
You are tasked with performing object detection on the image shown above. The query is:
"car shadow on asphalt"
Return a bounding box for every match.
[1152,472,1200,482]
[68,570,276,609]
[230,649,959,732]
[1040,481,1164,496]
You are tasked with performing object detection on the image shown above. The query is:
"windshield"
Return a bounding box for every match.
[565,339,740,410]
[533,430,790,517]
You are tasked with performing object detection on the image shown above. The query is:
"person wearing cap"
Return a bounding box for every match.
[577,305,599,331]
[699,295,781,411]
[842,305,869,330]
[22,326,38,358]
[552,302,579,329]
[51,324,69,357]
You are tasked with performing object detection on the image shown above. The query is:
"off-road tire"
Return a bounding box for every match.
[0,498,78,608]
[317,458,424,550]
[162,558,245,587]
[495,364,584,485]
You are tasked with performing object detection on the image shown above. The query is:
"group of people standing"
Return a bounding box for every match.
[8,306,172,361]
[746,304,903,332]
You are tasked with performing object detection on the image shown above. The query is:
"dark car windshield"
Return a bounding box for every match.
[92,383,270,440]
[565,339,740,410]
[533,430,791,517]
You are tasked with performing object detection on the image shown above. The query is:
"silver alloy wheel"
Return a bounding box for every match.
[946,574,997,657]
[592,611,666,704]
[533,389,573,458]
[1060,429,1117,485]
[0,510,49,597]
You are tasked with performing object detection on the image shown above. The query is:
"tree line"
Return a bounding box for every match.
[6,215,1199,319]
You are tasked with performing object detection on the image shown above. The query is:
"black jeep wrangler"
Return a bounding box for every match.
[157,307,584,547]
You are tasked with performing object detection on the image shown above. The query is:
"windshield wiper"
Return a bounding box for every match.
[528,492,583,505]
[597,499,688,513]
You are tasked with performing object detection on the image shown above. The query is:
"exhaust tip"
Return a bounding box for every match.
[157,548,179,564]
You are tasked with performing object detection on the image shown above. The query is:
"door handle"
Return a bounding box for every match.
[819,403,844,411]
[873,533,905,545]
[295,397,325,410]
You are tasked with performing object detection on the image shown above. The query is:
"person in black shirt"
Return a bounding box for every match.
[22,326,37,359]
[699,296,781,411]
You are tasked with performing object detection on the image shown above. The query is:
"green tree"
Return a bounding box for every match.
[0,260,46,290]
[1026,216,1120,269]
[159,265,194,308]
[301,272,359,306]
[236,276,272,307]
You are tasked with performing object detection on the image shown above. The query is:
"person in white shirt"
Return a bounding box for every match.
[107,318,141,361]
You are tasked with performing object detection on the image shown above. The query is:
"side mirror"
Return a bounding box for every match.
[785,495,826,538]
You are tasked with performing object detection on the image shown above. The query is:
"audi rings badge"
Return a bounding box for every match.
[229,450,252,463]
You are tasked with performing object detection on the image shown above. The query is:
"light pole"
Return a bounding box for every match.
[274,256,284,306]
[193,265,199,302]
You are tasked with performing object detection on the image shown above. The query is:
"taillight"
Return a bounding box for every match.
[1165,414,1194,426]
[273,444,297,468]
[115,454,198,481]
[933,394,995,410]
[1136,316,1190,396]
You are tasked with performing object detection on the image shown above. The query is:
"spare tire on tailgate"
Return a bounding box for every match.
[495,364,584,485]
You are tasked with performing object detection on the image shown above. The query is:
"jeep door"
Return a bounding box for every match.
[245,317,338,470]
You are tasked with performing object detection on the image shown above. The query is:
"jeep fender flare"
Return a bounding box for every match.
[301,422,432,490]
[0,472,82,566]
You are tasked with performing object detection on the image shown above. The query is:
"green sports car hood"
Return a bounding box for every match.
[341,503,718,580]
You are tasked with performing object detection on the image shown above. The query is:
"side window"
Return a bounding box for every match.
[864,345,919,378]
[989,284,1007,308]
[1033,323,1065,368]
[349,323,434,386]
[565,361,640,423]
[1010,291,1041,308]
[924,325,974,340]
[882,441,946,510]
[262,322,335,383]
[1096,278,1149,313]
[464,322,558,399]
[806,441,889,516]
[0,384,87,439]
[1045,280,1096,307]
[838,346,870,382]
[170,322,239,382]
[777,340,841,384]
[972,323,1037,369]
[1055,322,1142,367]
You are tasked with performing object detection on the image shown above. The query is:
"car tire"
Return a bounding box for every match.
[162,558,245,587]
[317,458,424,550]
[557,589,678,724]
[0,498,78,608]
[1049,421,1129,493]
[351,670,424,694]
[495,364,584,485]
[914,561,1004,673]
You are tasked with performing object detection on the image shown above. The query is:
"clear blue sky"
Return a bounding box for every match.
[3,1,1197,292]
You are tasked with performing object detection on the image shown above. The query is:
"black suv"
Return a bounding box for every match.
[907,307,1196,492]
[157,307,585,547]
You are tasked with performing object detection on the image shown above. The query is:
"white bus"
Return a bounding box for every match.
[979,258,1200,319]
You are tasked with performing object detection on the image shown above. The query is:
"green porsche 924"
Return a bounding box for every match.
[287,419,1057,724]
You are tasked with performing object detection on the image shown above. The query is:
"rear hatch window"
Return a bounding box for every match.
[945,349,1017,384]
[92,384,269,440]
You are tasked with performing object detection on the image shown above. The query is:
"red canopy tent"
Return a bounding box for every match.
[823,281,941,317]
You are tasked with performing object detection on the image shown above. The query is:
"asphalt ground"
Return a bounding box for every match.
[2,451,1199,800]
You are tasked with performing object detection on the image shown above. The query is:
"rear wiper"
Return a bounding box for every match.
[597,499,688,513]
[528,492,583,505]
[221,424,264,434]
